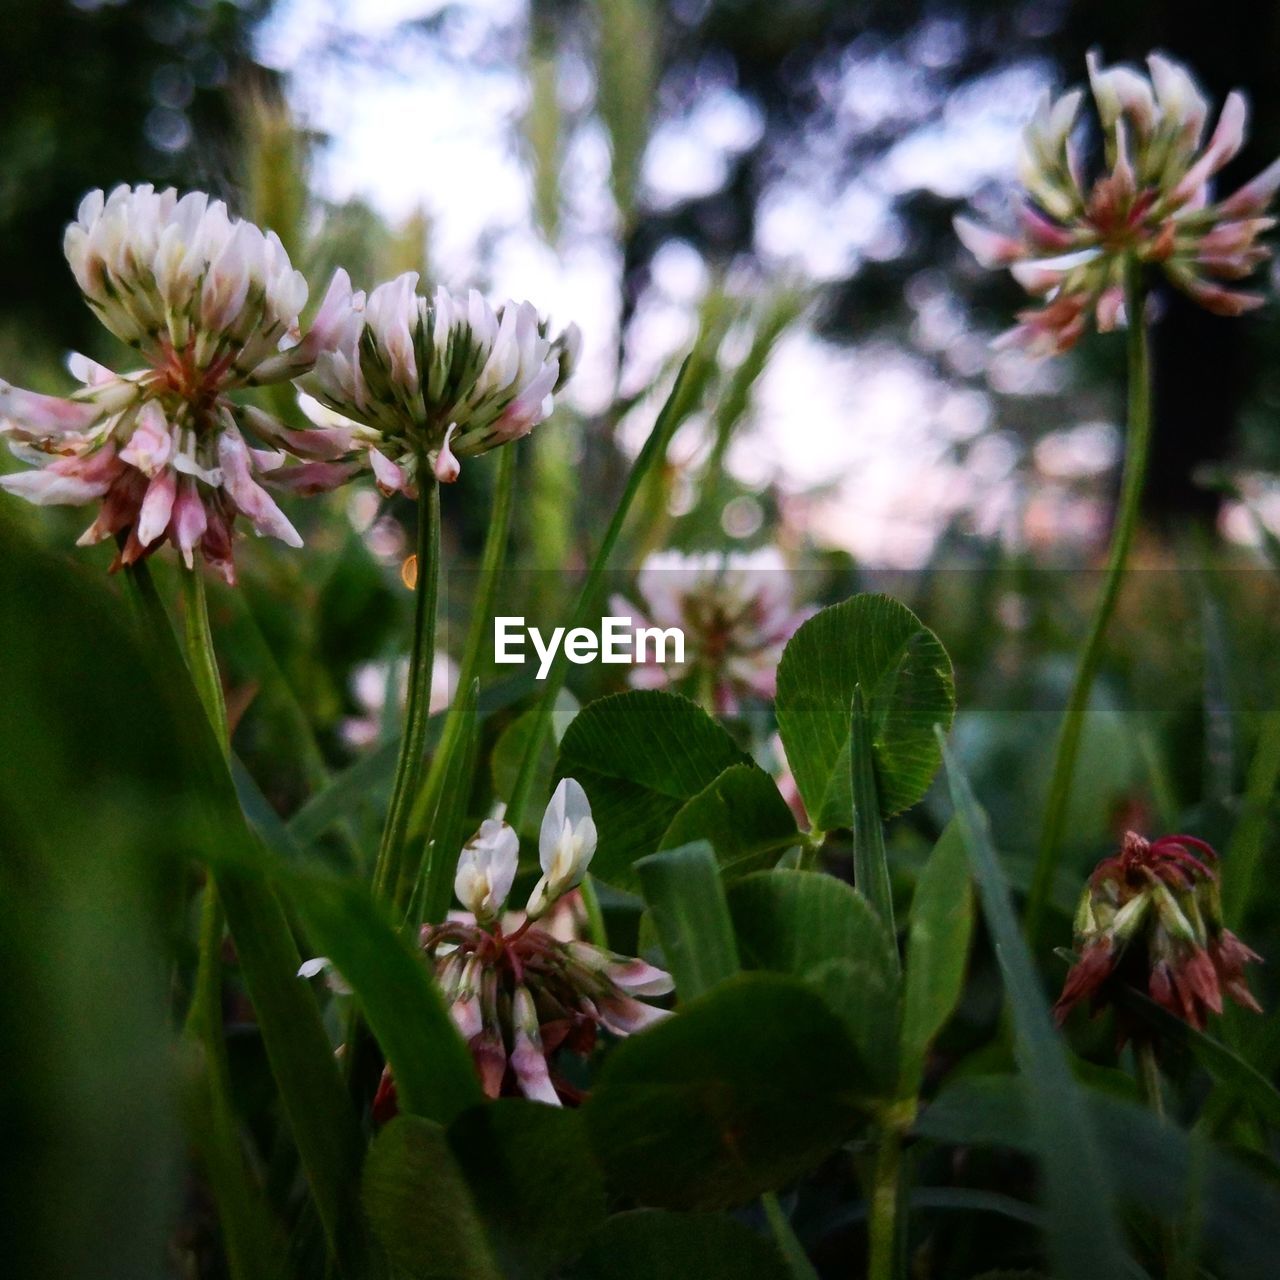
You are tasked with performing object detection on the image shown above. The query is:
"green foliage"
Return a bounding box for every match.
[584,973,870,1209]
[568,1211,790,1280]
[289,871,481,1125]
[555,690,750,886]
[447,1102,607,1278]
[898,823,974,1098]
[364,1117,502,1280]
[491,687,580,835]
[728,870,901,1093]
[657,763,800,877]
[636,840,741,999]
[940,733,1131,1280]
[776,595,955,830]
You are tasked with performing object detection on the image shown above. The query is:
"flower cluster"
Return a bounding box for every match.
[956,52,1280,354]
[613,547,811,716]
[302,271,580,492]
[409,780,670,1108]
[0,186,360,581]
[1054,830,1262,1031]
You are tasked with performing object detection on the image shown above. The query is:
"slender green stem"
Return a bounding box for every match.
[127,562,365,1272]
[181,566,229,756]
[1136,1039,1179,1269]
[1026,259,1152,943]
[397,447,517,915]
[375,474,441,902]
[179,567,231,1050]
[178,567,287,1278]
[867,1125,905,1280]
[506,351,700,831]
[762,1191,820,1280]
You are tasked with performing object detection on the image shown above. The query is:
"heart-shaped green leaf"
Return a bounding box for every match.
[447,1102,606,1279]
[363,1116,501,1280]
[775,595,954,829]
[584,972,869,1209]
[658,764,800,878]
[727,870,901,1093]
[555,690,750,887]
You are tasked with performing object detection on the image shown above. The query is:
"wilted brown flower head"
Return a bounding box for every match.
[1055,830,1262,1031]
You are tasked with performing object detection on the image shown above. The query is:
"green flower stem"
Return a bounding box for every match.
[762,1191,820,1280]
[1026,258,1152,944]
[1136,1039,1180,1269]
[179,567,288,1278]
[181,566,229,756]
[395,447,517,915]
[127,560,365,1273]
[375,473,442,903]
[867,1123,905,1280]
[177,567,230,1059]
[505,351,700,832]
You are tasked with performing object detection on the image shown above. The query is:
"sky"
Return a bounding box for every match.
[255,0,1125,567]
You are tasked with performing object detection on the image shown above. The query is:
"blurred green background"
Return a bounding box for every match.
[5,2,1280,1276]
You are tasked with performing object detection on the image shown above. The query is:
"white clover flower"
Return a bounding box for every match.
[302,271,579,490]
[0,185,359,580]
[525,778,597,920]
[612,546,812,715]
[454,818,520,921]
[955,51,1280,355]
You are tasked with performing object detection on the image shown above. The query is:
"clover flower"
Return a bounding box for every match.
[1054,831,1262,1031]
[415,780,670,1107]
[956,52,1280,354]
[301,271,580,491]
[0,185,360,580]
[613,547,811,716]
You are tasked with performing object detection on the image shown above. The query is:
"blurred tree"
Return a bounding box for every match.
[0,0,270,354]
[555,0,1280,524]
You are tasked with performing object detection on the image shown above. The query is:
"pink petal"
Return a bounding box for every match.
[268,460,363,495]
[217,428,303,547]
[368,446,409,495]
[136,467,177,547]
[0,380,101,438]
[172,479,209,567]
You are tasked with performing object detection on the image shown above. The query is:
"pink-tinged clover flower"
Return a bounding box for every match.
[301,271,579,490]
[1054,830,1262,1031]
[612,547,811,716]
[405,782,669,1108]
[956,51,1280,355]
[0,185,360,580]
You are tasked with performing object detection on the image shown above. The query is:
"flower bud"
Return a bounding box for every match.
[454,818,519,921]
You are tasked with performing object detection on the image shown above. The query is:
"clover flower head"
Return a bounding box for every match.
[613,546,811,715]
[0,185,359,580]
[1054,830,1262,1031]
[360,780,673,1110]
[302,271,578,491]
[956,51,1280,355]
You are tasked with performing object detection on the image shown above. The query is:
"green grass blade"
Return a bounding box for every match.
[635,840,740,1000]
[938,727,1131,1280]
[898,822,973,1099]
[288,872,482,1125]
[1223,710,1280,926]
[505,336,715,831]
